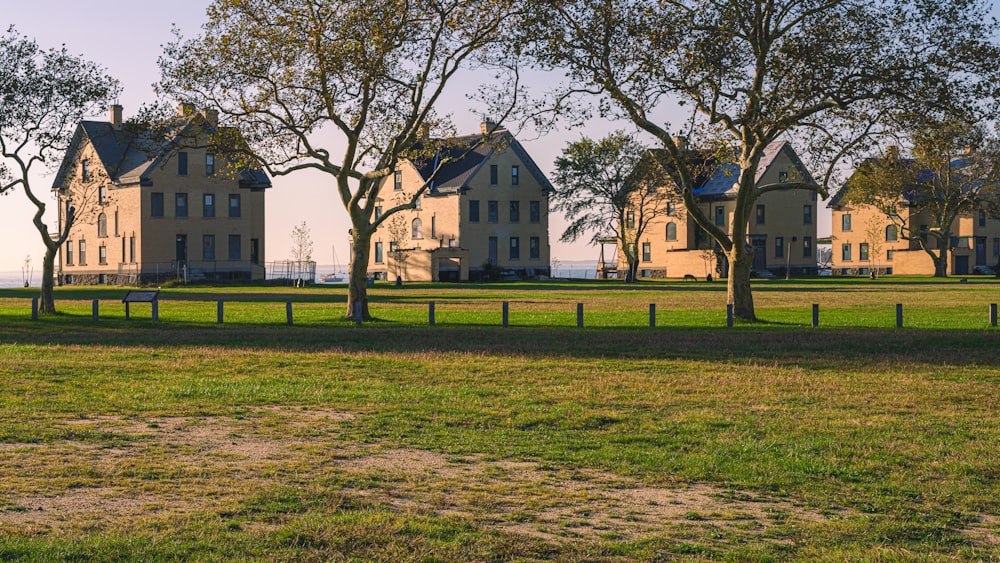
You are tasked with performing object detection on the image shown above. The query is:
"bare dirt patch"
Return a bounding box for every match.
[322,447,835,543]
[963,514,1000,546]
[2,407,993,548]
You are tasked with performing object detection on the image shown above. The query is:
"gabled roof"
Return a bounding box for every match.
[646,140,812,201]
[412,129,555,194]
[52,111,270,190]
[694,141,809,199]
[828,155,977,209]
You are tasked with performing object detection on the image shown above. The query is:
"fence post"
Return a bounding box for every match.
[812,304,819,328]
[286,302,293,325]
[152,299,159,321]
[217,300,224,324]
[726,304,733,328]
[502,301,509,328]
[92,299,99,321]
[31,298,38,320]
[896,303,903,328]
[354,301,362,326]
[991,304,997,327]
[577,303,584,328]
[649,303,656,328]
[429,301,435,326]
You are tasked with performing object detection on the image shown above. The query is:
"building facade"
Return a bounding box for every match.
[829,176,1000,276]
[53,104,270,285]
[364,123,554,282]
[626,141,819,279]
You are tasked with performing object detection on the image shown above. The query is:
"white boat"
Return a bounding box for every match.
[319,245,347,283]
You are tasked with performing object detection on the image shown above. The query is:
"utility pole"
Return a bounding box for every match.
[786,236,797,280]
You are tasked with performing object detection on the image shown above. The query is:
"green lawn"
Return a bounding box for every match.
[0,278,998,561]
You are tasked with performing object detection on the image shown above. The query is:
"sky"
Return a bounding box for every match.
[10,0,963,273]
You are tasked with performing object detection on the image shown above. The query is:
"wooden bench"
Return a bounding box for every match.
[122,290,159,320]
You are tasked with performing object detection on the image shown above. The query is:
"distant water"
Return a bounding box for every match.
[0,271,32,288]
[551,260,599,279]
[0,260,600,287]
[317,260,601,280]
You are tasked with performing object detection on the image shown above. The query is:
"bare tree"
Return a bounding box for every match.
[527,0,999,320]
[289,221,314,263]
[158,0,523,319]
[863,216,885,279]
[0,27,119,313]
[385,215,413,283]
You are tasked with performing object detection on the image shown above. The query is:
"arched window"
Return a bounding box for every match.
[885,224,897,242]
[97,213,107,238]
[666,222,677,241]
[411,217,423,239]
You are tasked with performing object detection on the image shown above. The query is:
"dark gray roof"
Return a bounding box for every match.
[414,130,555,194]
[694,141,801,199]
[828,156,976,209]
[52,114,270,190]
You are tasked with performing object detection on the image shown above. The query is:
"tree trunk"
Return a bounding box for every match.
[346,230,373,320]
[933,252,948,277]
[726,245,756,321]
[626,258,639,283]
[26,179,61,315]
[38,244,58,315]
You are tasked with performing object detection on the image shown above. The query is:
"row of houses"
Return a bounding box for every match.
[53,105,995,284]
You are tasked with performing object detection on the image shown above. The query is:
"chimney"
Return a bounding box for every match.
[419,122,431,140]
[178,102,195,117]
[672,136,688,151]
[110,104,123,130]
[481,119,497,135]
[201,108,219,127]
[886,145,899,159]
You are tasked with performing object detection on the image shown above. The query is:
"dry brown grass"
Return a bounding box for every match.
[0,407,841,550]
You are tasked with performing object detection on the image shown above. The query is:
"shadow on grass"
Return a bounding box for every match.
[2,313,999,369]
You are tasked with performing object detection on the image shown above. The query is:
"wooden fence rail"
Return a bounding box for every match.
[24,300,1000,329]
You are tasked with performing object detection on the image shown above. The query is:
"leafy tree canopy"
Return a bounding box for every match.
[525,0,1000,318]
[159,0,523,318]
[0,26,118,314]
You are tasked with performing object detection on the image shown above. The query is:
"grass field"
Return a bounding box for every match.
[1,278,999,561]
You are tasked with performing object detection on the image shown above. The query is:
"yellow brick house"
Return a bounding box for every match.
[628,141,819,279]
[53,104,270,285]
[364,123,554,282]
[828,153,1000,276]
